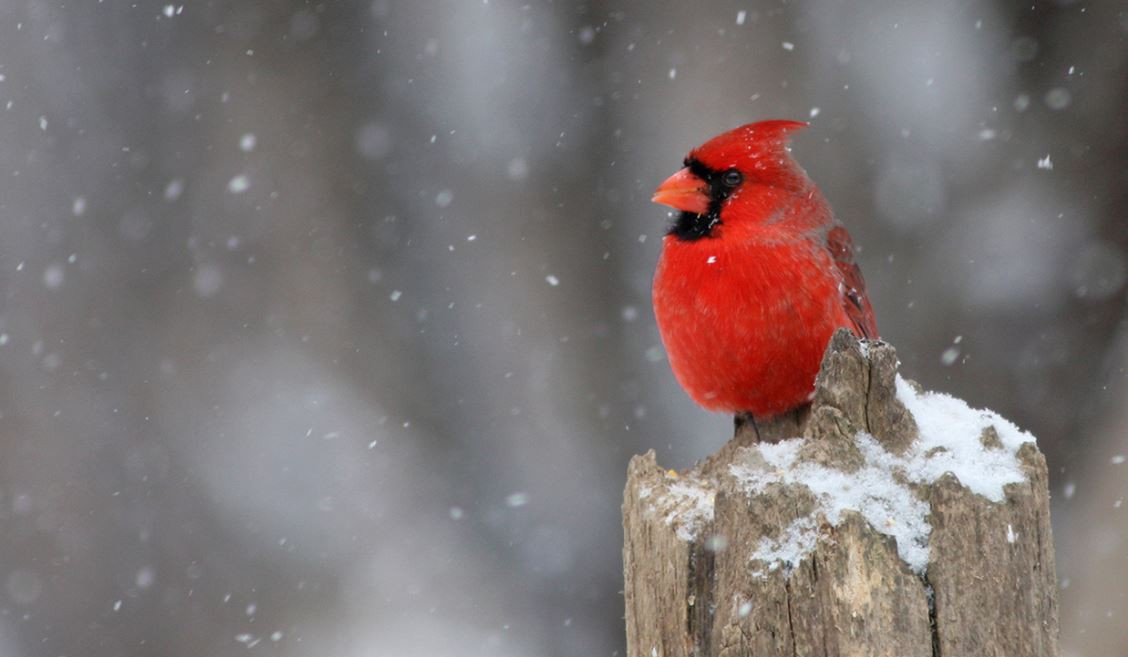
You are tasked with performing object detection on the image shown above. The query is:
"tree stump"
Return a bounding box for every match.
[622,330,1059,657]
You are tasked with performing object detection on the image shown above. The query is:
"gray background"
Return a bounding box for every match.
[0,0,1125,655]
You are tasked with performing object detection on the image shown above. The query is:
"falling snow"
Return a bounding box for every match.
[227,175,250,194]
[1044,87,1072,110]
[43,264,64,289]
[164,178,185,201]
[135,566,155,590]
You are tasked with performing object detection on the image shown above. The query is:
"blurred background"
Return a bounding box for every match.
[0,0,1124,655]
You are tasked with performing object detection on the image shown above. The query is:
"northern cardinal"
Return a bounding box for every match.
[651,120,877,417]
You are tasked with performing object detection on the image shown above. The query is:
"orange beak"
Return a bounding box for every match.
[652,167,710,214]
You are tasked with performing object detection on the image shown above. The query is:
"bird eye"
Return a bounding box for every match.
[721,169,743,187]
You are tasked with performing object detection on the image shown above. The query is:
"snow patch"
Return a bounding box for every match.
[650,477,715,542]
[726,374,1034,575]
[749,518,819,576]
[732,435,933,573]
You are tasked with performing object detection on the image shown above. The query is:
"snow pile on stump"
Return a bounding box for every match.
[635,330,1036,575]
[622,330,1059,657]
[730,374,1032,574]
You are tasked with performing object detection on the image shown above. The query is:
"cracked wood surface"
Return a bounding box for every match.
[622,330,1060,657]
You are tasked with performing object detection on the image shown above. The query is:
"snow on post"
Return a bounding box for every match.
[622,329,1059,657]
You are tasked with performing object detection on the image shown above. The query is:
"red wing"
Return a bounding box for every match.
[826,224,879,339]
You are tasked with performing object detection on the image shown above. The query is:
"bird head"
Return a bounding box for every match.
[652,120,809,240]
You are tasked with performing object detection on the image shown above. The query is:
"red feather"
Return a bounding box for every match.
[652,120,878,417]
[826,224,879,339]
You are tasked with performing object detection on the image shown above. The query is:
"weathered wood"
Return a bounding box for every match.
[926,444,1059,657]
[623,330,1059,657]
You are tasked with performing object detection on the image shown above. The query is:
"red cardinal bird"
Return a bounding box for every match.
[651,120,877,417]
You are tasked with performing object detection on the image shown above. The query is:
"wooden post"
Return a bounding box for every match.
[622,330,1059,657]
